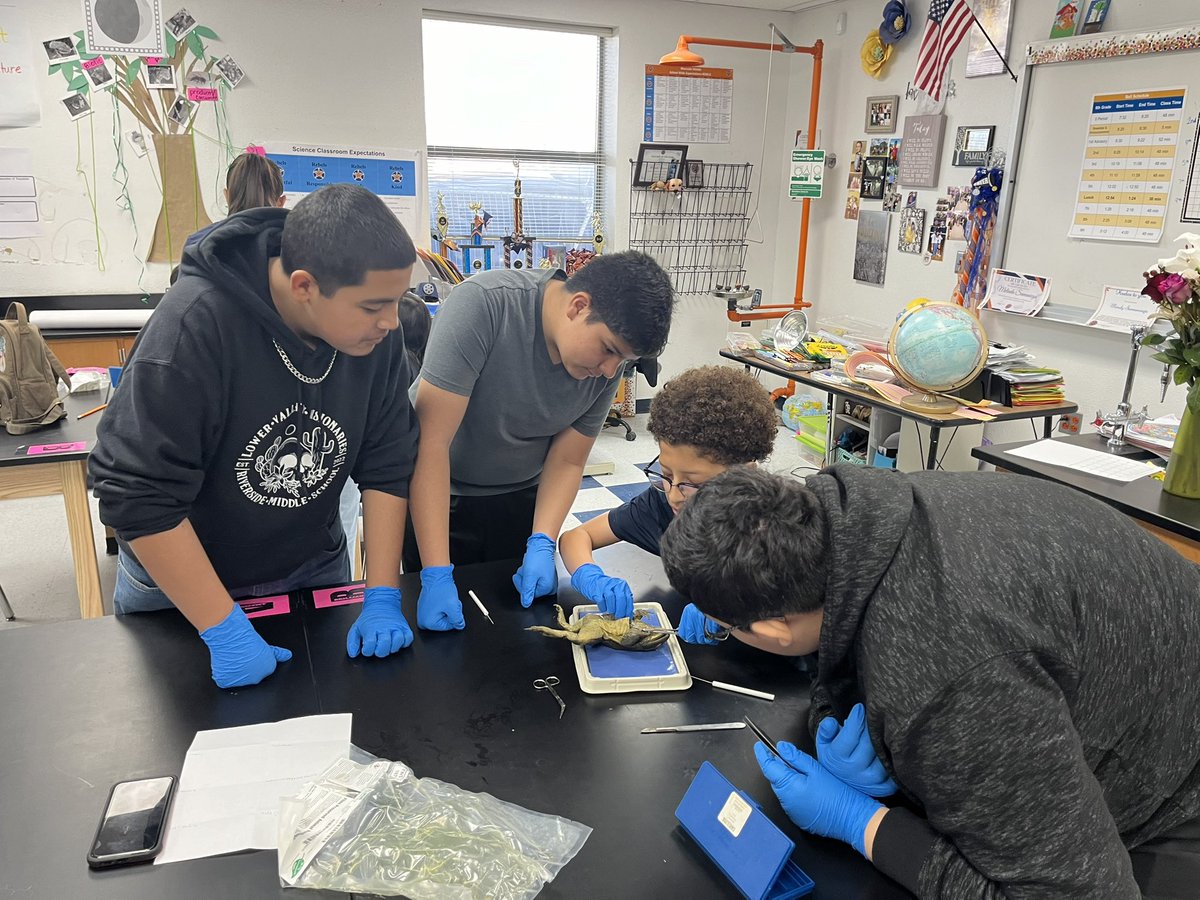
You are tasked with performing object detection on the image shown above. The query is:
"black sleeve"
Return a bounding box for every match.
[607,486,673,556]
[871,808,938,894]
[90,354,218,542]
[354,340,419,498]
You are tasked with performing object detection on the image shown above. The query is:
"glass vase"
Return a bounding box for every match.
[1163,404,1200,499]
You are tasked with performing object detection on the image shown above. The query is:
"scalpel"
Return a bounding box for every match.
[641,722,747,734]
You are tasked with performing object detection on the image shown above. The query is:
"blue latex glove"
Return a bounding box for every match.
[570,563,634,619]
[414,566,466,632]
[512,533,558,608]
[200,603,292,689]
[347,586,415,656]
[816,703,898,798]
[755,740,883,856]
[677,603,720,645]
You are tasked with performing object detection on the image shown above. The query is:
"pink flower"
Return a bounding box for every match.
[1160,272,1194,305]
[1143,271,1173,303]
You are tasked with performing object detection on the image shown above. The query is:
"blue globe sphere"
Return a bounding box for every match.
[888,302,988,393]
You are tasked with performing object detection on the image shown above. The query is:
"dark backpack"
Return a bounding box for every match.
[0,302,71,435]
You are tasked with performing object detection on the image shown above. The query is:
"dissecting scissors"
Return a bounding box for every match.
[534,676,565,719]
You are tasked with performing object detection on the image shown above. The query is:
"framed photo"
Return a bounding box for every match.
[860,175,886,201]
[684,159,705,188]
[865,95,899,134]
[966,0,1014,77]
[863,156,888,179]
[952,125,996,167]
[634,143,688,187]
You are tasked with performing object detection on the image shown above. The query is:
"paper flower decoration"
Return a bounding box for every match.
[861,31,893,78]
[879,0,910,45]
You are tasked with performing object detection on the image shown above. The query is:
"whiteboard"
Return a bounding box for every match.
[998,41,1200,314]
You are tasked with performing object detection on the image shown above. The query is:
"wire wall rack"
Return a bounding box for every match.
[628,161,753,296]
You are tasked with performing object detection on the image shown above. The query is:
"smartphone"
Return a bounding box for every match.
[86,776,176,869]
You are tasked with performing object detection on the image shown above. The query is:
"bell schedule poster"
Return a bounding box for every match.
[1070,87,1185,244]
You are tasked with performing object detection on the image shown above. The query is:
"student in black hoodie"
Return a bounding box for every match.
[660,465,1200,899]
[91,184,420,689]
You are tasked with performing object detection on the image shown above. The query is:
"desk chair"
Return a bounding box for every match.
[0,581,14,621]
[604,357,659,441]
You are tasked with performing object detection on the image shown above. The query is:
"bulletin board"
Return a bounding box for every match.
[994,24,1200,324]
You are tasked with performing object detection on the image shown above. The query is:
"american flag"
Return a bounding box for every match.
[913,0,977,101]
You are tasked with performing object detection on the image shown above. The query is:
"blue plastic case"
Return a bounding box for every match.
[675,761,815,900]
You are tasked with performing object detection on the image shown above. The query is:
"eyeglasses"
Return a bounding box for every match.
[641,455,704,497]
[703,621,750,642]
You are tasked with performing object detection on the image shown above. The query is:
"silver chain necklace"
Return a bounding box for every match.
[272,340,337,384]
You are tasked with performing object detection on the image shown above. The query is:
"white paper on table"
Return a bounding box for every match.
[1085,285,1158,331]
[155,713,352,865]
[1006,439,1157,482]
[0,147,41,239]
[985,269,1051,316]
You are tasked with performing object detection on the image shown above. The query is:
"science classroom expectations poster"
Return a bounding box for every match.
[264,143,421,243]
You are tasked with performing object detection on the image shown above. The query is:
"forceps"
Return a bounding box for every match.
[533,676,565,719]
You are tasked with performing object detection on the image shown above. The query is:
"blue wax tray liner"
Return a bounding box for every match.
[568,603,691,694]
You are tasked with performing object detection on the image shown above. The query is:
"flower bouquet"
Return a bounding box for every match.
[1142,233,1200,497]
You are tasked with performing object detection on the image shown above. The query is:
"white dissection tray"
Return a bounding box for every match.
[568,602,692,694]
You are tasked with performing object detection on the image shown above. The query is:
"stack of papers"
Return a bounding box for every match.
[994,367,1066,406]
[986,343,1035,371]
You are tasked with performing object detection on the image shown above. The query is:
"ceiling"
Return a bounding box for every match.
[671,0,840,11]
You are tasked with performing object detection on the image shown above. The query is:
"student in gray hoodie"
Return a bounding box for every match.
[660,464,1200,899]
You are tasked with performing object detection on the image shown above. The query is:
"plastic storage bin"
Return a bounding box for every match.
[835,447,868,466]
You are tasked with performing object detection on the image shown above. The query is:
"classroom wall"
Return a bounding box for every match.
[773,0,1200,447]
[16,0,1195,433]
[3,0,797,392]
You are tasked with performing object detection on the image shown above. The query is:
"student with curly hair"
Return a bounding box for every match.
[559,365,777,634]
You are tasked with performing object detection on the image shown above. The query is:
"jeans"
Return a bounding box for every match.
[114,545,351,615]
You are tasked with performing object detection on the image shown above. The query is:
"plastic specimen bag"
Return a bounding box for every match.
[278,753,591,898]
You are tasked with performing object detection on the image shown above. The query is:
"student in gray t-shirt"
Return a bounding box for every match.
[397,251,674,635]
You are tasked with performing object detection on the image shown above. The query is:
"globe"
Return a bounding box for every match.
[887,300,988,413]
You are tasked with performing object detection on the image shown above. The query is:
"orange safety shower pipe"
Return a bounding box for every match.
[659,33,823,323]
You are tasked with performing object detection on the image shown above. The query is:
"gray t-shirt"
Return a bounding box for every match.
[411,268,619,496]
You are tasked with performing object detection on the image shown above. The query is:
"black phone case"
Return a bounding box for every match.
[86,776,176,870]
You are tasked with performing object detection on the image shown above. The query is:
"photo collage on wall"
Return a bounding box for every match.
[847,136,903,282]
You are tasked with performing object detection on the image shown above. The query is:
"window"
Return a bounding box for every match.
[422,16,613,270]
